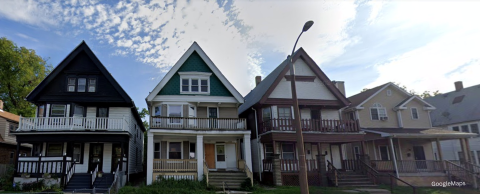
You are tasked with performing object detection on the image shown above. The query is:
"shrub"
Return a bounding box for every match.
[240,178,253,191]
[0,165,18,191]
[21,179,44,191]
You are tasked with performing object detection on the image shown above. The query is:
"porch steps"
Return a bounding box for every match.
[208,171,249,190]
[93,173,115,191]
[337,172,377,187]
[64,173,91,191]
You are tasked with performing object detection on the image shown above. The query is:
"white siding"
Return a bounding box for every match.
[251,139,261,173]
[127,113,144,175]
[108,107,130,118]
[321,109,339,120]
[86,107,96,117]
[300,108,311,119]
[269,59,336,100]
[103,143,112,173]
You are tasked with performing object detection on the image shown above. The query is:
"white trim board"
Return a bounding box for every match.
[146,42,244,104]
[355,82,410,109]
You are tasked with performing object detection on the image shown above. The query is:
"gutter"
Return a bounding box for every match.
[252,107,262,181]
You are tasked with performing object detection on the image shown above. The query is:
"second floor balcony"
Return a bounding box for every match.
[150,116,246,130]
[261,118,360,134]
[17,117,129,132]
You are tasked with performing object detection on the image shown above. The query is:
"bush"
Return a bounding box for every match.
[119,178,215,194]
[241,178,253,191]
[0,165,19,191]
[22,179,44,192]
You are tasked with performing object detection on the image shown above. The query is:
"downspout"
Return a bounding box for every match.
[252,107,262,181]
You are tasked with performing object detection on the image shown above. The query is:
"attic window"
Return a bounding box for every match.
[179,72,211,94]
[452,95,465,104]
[386,89,392,96]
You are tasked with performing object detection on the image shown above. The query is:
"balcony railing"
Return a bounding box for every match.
[18,117,128,132]
[150,117,246,130]
[261,119,359,133]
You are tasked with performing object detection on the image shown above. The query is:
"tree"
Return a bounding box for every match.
[137,107,149,172]
[0,37,51,116]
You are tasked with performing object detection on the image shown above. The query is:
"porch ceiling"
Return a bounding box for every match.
[362,128,478,140]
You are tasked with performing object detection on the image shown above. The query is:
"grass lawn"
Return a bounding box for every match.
[378,185,480,194]
[253,186,367,194]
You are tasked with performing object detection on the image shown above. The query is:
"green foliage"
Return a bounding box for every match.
[0,37,52,116]
[21,179,44,192]
[119,178,214,194]
[240,178,254,191]
[0,165,16,190]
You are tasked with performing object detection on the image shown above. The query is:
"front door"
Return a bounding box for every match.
[97,107,108,129]
[208,107,218,128]
[225,144,237,170]
[413,146,427,169]
[89,143,103,172]
[205,144,215,169]
[111,144,122,172]
[216,144,226,169]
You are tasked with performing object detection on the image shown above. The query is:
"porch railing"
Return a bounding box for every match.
[153,159,197,172]
[280,159,318,172]
[327,160,340,187]
[261,119,359,133]
[370,160,444,173]
[16,156,74,187]
[263,159,273,172]
[238,160,253,186]
[91,164,99,187]
[150,117,246,130]
[18,117,128,131]
[203,162,209,185]
[445,160,479,187]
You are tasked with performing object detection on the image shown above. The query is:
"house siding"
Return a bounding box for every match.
[219,107,238,118]
[400,100,431,128]
[157,51,233,97]
[357,85,409,128]
[269,59,336,100]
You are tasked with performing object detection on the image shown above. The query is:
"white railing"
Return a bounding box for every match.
[153,159,197,172]
[150,117,246,130]
[18,117,128,131]
[91,164,98,186]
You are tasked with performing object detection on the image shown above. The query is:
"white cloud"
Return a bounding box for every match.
[16,33,38,42]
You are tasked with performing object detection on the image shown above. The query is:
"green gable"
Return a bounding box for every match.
[158,51,234,97]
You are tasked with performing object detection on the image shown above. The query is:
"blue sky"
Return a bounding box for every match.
[1,0,480,111]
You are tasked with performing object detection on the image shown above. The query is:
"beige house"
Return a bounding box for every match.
[342,82,477,186]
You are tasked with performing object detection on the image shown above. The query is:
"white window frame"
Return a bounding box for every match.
[386,89,392,96]
[378,145,390,160]
[370,103,387,120]
[206,106,219,118]
[154,142,161,159]
[167,105,183,124]
[179,72,211,94]
[88,78,96,92]
[67,78,76,92]
[281,143,295,160]
[154,106,162,116]
[77,78,86,92]
[167,141,183,159]
[411,107,419,120]
[50,104,67,117]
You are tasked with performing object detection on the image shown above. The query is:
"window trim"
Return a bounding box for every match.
[88,78,96,92]
[277,106,292,119]
[264,143,274,160]
[378,145,390,161]
[154,106,162,116]
[77,78,87,92]
[189,142,196,159]
[281,143,295,160]
[386,89,392,96]
[179,72,212,94]
[470,124,479,135]
[37,104,46,118]
[67,78,76,92]
[72,143,84,164]
[167,141,183,159]
[167,105,183,124]
[370,103,387,121]
[262,107,271,122]
[411,107,419,120]
[96,107,109,117]
[46,143,64,157]
[154,142,161,159]
[50,104,67,117]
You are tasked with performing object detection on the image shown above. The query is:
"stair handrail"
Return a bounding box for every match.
[445,160,478,186]
[223,181,231,193]
[107,164,121,194]
[460,160,480,174]
[244,163,254,186]
[326,160,340,186]
[65,161,76,187]
[203,161,209,185]
[358,159,416,194]
[91,164,99,187]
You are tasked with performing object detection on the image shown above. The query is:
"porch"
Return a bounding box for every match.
[150,117,246,130]
[17,117,129,132]
[261,118,360,133]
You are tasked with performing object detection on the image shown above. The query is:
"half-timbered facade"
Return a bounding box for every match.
[11,42,145,190]
[145,42,252,188]
[238,48,364,186]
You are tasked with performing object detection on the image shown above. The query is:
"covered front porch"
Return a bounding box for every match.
[146,129,253,185]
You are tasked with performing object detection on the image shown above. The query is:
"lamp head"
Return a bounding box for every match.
[302,20,314,32]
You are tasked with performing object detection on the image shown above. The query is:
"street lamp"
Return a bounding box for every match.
[289,20,314,194]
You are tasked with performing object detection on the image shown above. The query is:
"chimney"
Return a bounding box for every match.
[255,76,262,86]
[0,100,3,110]
[454,81,463,92]
[333,81,346,96]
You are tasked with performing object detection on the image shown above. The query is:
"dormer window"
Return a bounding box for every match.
[370,103,387,120]
[78,78,86,92]
[67,77,97,92]
[179,72,211,94]
[68,78,76,92]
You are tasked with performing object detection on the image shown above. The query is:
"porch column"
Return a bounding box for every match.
[15,142,20,175]
[435,139,443,161]
[146,133,154,185]
[244,134,252,171]
[465,138,472,163]
[389,138,400,178]
[460,138,468,162]
[197,135,204,180]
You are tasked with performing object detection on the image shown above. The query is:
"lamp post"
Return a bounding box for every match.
[289,20,314,194]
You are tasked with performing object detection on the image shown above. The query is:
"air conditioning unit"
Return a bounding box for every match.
[380,116,389,121]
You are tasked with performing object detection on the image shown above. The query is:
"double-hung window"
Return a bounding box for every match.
[179,72,211,94]
[67,77,97,92]
[77,78,86,92]
[370,103,387,120]
[168,142,182,159]
[411,107,419,119]
[282,143,295,160]
[265,144,274,160]
[50,104,66,117]
[154,143,161,159]
[73,143,83,163]
[189,143,196,159]
[68,78,76,92]
[168,105,182,124]
[46,143,63,156]
[470,124,479,134]
[88,78,96,92]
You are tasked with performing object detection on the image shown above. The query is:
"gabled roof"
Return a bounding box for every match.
[394,95,435,111]
[363,127,477,139]
[0,109,20,122]
[146,42,244,103]
[239,47,350,114]
[26,41,131,103]
[348,83,389,108]
[25,41,146,132]
[425,84,480,126]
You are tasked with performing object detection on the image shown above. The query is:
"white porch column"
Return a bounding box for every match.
[197,135,204,180]
[146,132,154,185]
[244,134,252,171]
